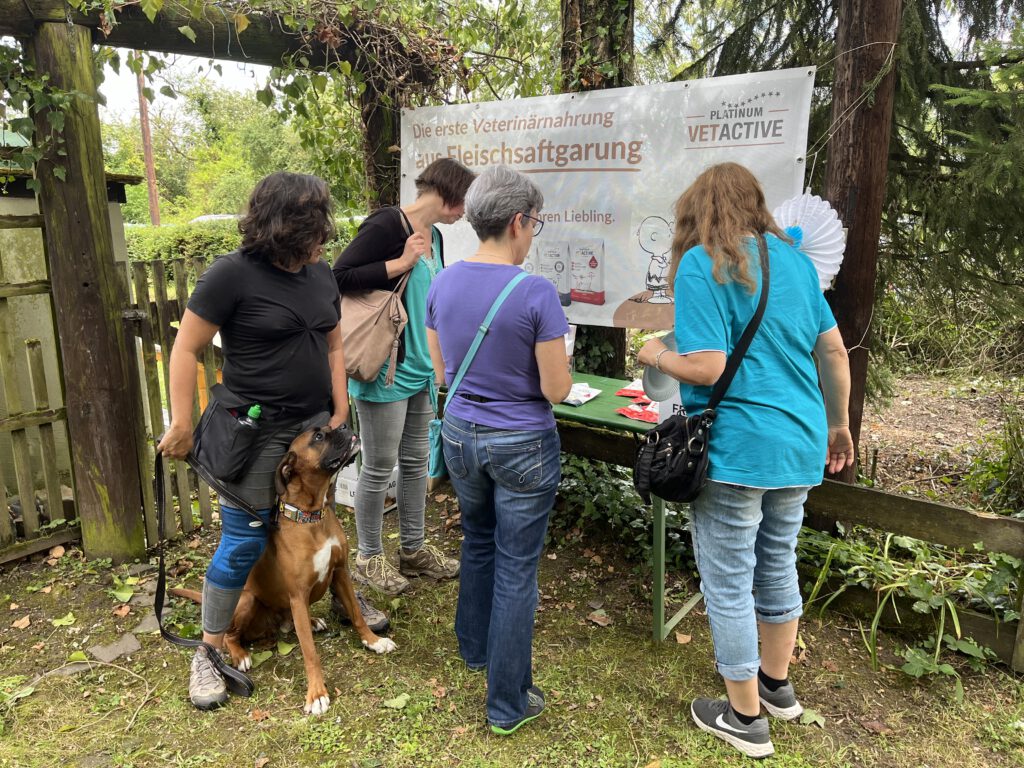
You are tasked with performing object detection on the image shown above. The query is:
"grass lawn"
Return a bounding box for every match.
[1,494,1022,768]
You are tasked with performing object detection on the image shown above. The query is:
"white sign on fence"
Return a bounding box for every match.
[401,67,815,329]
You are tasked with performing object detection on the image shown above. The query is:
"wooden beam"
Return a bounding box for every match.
[0,407,66,432]
[0,214,45,230]
[28,22,146,563]
[0,280,51,299]
[0,528,80,567]
[805,480,1024,558]
[0,1,438,85]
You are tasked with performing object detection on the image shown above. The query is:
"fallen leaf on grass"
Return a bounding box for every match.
[51,612,75,627]
[433,494,449,502]
[186,539,201,549]
[453,725,469,736]
[674,632,692,645]
[111,584,134,603]
[112,605,131,618]
[645,761,662,768]
[40,586,51,594]
[276,640,295,656]
[822,659,839,672]
[587,599,604,610]
[254,757,270,768]
[12,615,30,630]
[250,650,273,668]
[250,708,271,722]
[382,693,410,709]
[9,603,18,611]
[546,553,557,560]
[800,709,826,728]
[861,719,891,734]
[68,651,88,662]
[49,545,65,559]
[432,686,447,699]
[587,609,612,627]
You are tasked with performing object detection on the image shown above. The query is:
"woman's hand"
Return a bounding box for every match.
[328,411,348,430]
[157,421,193,460]
[637,338,668,368]
[825,425,855,474]
[397,232,428,272]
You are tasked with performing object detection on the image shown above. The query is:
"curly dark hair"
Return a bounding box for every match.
[414,158,476,207]
[238,172,336,270]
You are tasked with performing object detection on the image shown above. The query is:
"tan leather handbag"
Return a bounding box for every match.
[339,209,415,386]
[340,271,411,385]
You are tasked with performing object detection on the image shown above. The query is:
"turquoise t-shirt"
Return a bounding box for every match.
[674,233,837,488]
[349,231,442,403]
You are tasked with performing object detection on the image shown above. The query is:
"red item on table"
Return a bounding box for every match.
[615,404,660,423]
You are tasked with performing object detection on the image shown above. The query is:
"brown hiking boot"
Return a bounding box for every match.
[399,543,460,580]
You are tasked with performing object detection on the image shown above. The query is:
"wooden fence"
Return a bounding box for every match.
[123,256,220,548]
[558,423,1024,671]
[0,213,77,565]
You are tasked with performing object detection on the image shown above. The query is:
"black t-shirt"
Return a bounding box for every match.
[187,251,340,418]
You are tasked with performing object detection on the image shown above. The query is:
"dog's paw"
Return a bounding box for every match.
[304,693,331,716]
[311,617,328,633]
[235,653,252,672]
[363,636,398,654]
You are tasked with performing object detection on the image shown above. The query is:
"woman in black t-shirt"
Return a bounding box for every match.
[157,172,384,711]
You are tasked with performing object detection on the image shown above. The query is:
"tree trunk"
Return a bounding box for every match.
[359,84,401,208]
[823,0,902,483]
[29,22,145,562]
[560,0,634,378]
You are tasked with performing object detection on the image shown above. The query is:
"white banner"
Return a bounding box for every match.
[401,67,815,329]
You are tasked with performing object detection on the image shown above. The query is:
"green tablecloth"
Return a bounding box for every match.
[552,372,655,435]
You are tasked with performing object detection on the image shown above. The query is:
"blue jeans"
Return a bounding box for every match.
[442,413,560,728]
[690,481,809,681]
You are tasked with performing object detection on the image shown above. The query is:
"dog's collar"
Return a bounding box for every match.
[279,502,324,524]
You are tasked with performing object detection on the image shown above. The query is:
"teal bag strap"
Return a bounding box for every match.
[447,271,529,402]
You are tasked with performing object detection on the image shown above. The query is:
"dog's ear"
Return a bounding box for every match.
[274,451,298,497]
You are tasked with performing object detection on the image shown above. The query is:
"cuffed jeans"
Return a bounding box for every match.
[690,481,809,681]
[353,391,432,557]
[442,413,560,728]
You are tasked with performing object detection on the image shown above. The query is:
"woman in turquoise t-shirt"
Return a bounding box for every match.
[333,158,476,601]
[638,163,854,759]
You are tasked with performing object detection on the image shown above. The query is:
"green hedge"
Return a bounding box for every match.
[125,220,243,263]
[126,215,365,264]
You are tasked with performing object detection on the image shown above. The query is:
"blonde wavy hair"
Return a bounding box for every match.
[668,163,789,293]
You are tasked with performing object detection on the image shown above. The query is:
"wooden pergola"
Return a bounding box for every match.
[0,0,436,561]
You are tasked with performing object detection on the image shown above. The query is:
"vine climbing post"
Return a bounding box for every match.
[28,16,146,562]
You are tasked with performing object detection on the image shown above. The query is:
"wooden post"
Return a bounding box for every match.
[823,0,901,483]
[136,69,161,226]
[28,21,145,562]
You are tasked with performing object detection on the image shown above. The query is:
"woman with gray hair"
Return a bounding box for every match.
[426,165,572,735]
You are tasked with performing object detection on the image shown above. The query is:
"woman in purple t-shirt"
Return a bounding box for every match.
[426,166,572,736]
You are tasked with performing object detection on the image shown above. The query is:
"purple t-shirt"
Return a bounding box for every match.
[426,262,569,430]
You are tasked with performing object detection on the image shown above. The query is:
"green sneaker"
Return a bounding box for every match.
[490,687,545,736]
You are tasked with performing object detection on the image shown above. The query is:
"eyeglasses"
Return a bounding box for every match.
[519,213,544,236]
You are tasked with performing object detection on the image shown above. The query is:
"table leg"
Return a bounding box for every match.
[653,496,703,642]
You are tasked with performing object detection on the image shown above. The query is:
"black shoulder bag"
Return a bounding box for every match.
[634,235,770,505]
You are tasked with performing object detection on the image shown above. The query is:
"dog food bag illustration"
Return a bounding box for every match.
[538,241,571,306]
[570,239,606,305]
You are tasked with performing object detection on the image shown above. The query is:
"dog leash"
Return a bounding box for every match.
[153,448,256,697]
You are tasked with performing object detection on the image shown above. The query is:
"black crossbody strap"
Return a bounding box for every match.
[706,234,771,410]
[153,449,255,697]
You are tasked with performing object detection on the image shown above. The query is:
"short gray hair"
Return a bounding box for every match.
[464,166,544,240]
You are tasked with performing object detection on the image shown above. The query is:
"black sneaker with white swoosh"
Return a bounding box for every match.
[690,697,774,759]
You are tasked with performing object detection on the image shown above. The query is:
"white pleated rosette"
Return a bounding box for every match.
[772,193,846,291]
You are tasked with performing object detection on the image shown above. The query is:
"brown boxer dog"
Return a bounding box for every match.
[172,424,396,715]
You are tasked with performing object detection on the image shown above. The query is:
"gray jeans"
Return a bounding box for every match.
[353,390,432,557]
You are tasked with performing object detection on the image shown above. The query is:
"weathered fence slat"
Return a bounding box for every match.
[0,280,51,299]
[0,408,66,432]
[118,266,156,545]
[133,261,174,544]
[173,257,212,527]
[152,261,194,535]
[0,213,45,229]
[805,481,1024,559]
[25,339,66,526]
[0,458,13,545]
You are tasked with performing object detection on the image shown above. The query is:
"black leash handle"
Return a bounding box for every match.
[154,448,255,697]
